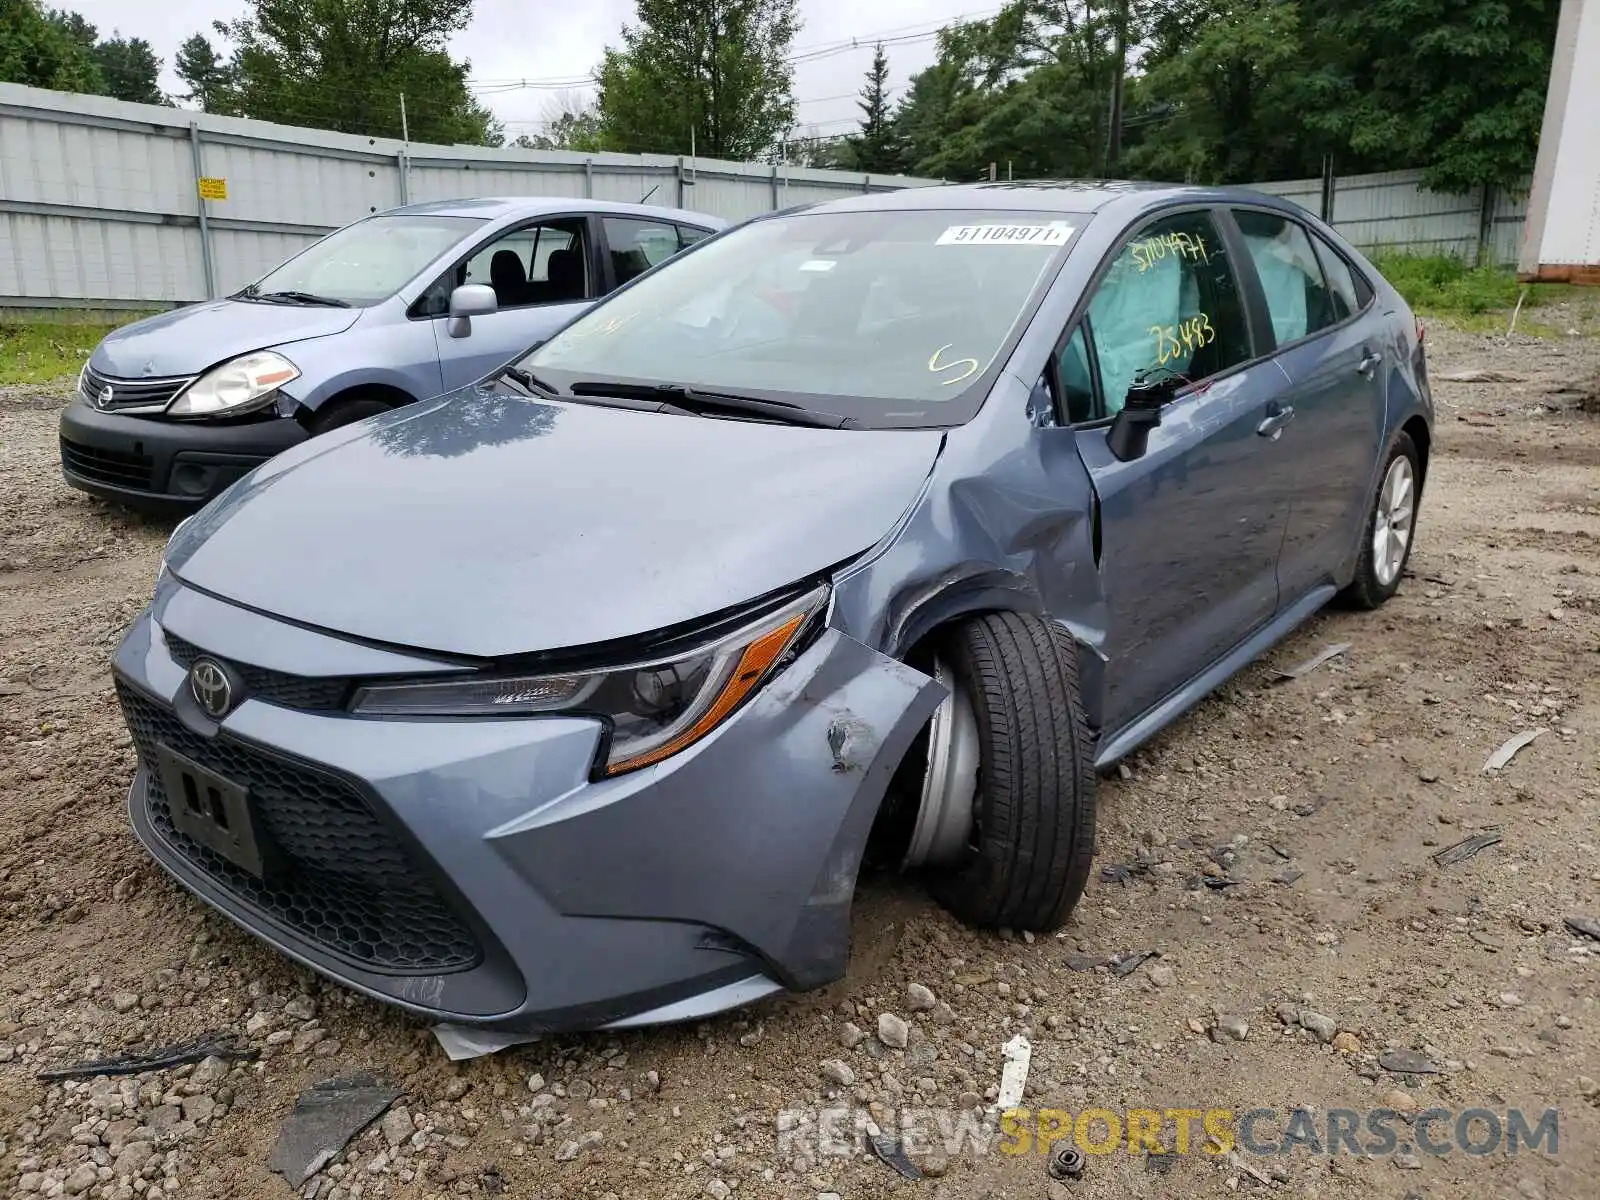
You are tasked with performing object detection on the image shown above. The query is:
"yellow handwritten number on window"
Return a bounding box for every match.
[928,343,981,385]
[1149,313,1215,367]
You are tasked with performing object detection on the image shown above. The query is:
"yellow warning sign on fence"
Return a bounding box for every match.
[197,177,228,201]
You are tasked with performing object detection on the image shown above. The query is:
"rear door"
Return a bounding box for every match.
[1063,208,1293,732]
[420,215,599,393]
[1228,208,1387,603]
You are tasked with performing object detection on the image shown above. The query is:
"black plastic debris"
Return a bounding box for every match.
[1047,1143,1086,1180]
[1565,915,1600,942]
[267,1072,403,1188]
[866,1130,923,1180]
[1378,1049,1443,1075]
[480,1165,507,1194]
[36,1029,255,1081]
[1064,952,1107,972]
[1110,949,1158,977]
[1144,1151,1177,1174]
[1432,832,1502,867]
[1100,864,1134,885]
[1187,876,1244,891]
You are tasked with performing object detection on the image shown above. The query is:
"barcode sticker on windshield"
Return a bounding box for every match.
[936,223,1073,247]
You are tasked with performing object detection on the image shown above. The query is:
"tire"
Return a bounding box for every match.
[304,394,394,436]
[1340,431,1420,610]
[926,612,1096,932]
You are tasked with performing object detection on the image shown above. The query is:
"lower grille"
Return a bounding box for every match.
[60,437,154,490]
[163,630,349,711]
[117,680,482,974]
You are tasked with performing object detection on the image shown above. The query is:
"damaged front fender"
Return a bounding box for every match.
[490,628,946,991]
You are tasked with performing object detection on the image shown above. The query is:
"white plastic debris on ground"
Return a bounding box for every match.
[993,1032,1032,1112]
[431,1023,540,1061]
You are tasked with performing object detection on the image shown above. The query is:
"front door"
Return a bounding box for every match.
[1230,208,1387,603]
[425,217,597,393]
[1065,208,1293,734]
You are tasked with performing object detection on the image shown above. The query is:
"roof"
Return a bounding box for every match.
[801,180,1178,216]
[384,196,726,227]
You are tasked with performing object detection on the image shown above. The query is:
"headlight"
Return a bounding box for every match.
[167,350,300,417]
[350,586,828,775]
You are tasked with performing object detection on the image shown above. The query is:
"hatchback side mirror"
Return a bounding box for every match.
[446,284,497,339]
[1107,372,1183,462]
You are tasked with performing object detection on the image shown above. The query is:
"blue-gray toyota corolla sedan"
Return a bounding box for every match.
[114,181,1432,1033]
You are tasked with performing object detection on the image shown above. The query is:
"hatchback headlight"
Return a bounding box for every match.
[350,586,828,775]
[168,350,300,417]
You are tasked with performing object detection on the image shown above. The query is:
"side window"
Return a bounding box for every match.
[1234,210,1339,345]
[677,224,712,248]
[417,220,590,316]
[1056,325,1096,424]
[1311,233,1363,321]
[604,217,682,286]
[1085,210,1251,416]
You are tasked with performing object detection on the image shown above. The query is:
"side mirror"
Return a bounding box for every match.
[1106,372,1182,462]
[446,284,497,339]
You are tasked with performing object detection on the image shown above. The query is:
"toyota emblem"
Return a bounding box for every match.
[188,658,234,719]
[96,385,114,410]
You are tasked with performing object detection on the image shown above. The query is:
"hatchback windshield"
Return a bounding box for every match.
[523,208,1082,422]
[243,214,484,307]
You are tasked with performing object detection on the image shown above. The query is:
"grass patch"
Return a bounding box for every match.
[0,313,147,387]
[1369,254,1541,317]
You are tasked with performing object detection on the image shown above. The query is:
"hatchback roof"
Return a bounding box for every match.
[384,196,725,226]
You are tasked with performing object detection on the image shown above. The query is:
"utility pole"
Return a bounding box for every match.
[1105,0,1128,172]
[399,93,409,142]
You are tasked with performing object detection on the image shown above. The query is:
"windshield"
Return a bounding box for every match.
[244,214,484,306]
[521,208,1083,424]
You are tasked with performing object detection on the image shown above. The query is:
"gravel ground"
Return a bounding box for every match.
[1,314,1598,1200]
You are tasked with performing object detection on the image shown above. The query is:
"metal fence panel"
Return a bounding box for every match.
[0,81,1545,309]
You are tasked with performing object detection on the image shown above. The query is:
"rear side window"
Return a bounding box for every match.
[1234,210,1339,345]
[678,224,712,247]
[1311,233,1364,320]
[605,217,682,286]
[1085,210,1251,415]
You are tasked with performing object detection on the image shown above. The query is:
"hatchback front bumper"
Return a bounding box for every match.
[60,400,306,511]
[114,579,943,1032]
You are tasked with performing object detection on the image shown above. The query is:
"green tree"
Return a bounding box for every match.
[93,36,164,104]
[175,33,238,112]
[594,0,801,158]
[514,93,604,151]
[1299,0,1559,192]
[851,43,903,174]
[197,0,499,144]
[0,0,101,92]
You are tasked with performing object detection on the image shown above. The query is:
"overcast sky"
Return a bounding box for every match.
[62,0,1002,142]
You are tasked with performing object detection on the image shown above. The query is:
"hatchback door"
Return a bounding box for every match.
[423,215,600,393]
[1060,208,1293,733]
[1228,208,1387,603]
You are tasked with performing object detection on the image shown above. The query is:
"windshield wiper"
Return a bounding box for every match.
[568,380,853,429]
[501,366,563,398]
[248,290,352,308]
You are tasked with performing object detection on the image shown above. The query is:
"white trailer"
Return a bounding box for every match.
[1519,0,1600,283]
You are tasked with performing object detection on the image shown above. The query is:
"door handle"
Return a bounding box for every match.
[1357,350,1382,375]
[1257,403,1295,438]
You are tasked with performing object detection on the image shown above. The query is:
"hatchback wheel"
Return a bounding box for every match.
[305,394,394,436]
[903,611,1096,931]
[1342,431,1420,609]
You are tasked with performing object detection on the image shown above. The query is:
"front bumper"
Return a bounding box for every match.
[114,578,942,1032]
[59,400,306,511]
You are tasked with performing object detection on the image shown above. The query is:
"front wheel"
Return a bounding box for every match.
[917,612,1097,932]
[303,394,395,437]
[1341,431,1420,610]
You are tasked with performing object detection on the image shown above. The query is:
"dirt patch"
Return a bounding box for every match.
[2,326,1598,1200]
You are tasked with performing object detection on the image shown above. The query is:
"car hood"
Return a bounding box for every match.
[92,299,361,378]
[167,385,943,658]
